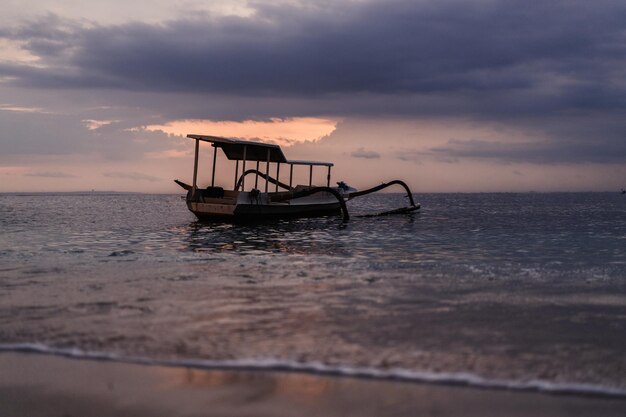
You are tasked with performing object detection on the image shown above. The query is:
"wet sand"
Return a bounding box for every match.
[1,352,625,417]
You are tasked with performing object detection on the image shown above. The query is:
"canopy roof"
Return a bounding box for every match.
[188,134,286,163]
[187,134,333,166]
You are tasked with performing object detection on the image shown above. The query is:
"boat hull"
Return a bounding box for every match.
[186,187,345,221]
[188,201,341,221]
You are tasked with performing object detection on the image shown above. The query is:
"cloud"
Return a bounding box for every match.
[1,0,626,166]
[24,171,78,178]
[102,171,162,182]
[351,147,380,159]
[394,150,424,165]
[0,104,48,113]
[0,106,188,163]
[427,137,626,164]
[144,117,338,146]
[0,110,91,156]
[83,119,118,130]
[2,1,625,102]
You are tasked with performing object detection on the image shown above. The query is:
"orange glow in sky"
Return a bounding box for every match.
[145,117,339,146]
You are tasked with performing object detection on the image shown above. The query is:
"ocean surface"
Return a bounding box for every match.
[1,192,625,396]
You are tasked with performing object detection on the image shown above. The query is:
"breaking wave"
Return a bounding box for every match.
[1,343,625,399]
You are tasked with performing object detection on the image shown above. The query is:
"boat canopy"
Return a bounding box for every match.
[187,134,333,167]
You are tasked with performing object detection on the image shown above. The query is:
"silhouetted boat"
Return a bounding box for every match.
[175,134,418,221]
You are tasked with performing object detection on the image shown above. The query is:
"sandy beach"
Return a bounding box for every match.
[0,352,624,417]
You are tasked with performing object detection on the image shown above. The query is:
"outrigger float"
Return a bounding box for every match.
[175,134,419,221]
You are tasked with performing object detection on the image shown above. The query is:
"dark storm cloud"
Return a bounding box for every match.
[3,1,625,100]
[2,0,626,164]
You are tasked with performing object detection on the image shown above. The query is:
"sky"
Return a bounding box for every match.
[1,0,625,193]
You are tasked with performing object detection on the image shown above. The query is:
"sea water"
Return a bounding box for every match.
[0,192,625,396]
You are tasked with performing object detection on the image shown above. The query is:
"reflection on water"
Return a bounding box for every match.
[185,219,352,256]
[159,367,333,399]
[1,192,625,390]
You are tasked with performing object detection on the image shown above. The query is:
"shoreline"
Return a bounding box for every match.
[2,343,625,399]
[2,352,626,417]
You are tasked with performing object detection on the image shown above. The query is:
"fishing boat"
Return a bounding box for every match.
[175,134,419,221]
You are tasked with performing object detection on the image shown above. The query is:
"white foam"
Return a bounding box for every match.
[1,342,625,398]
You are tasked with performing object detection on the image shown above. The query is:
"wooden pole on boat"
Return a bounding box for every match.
[289,164,293,189]
[309,165,313,187]
[211,145,217,187]
[265,149,270,193]
[242,146,247,191]
[327,166,331,187]
[255,161,259,189]
[276,163,280,192]
[234,160,239,190]
[192,138,199,198]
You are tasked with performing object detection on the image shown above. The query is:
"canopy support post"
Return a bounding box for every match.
[241,145,247,191]
[327,166,331,187]
[289,164,293,189]
[309,165,313,187]
[276,163,280,192]
[255,161,259,189]
[192,138,199,198]
[265,149,270,193]
[211,145,217,187]
[234,160,239,190]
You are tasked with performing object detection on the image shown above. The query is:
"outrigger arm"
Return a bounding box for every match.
[270,179,419,222]
[348,180,420,217]
[235,169,292,191]
[348,180,417,207]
